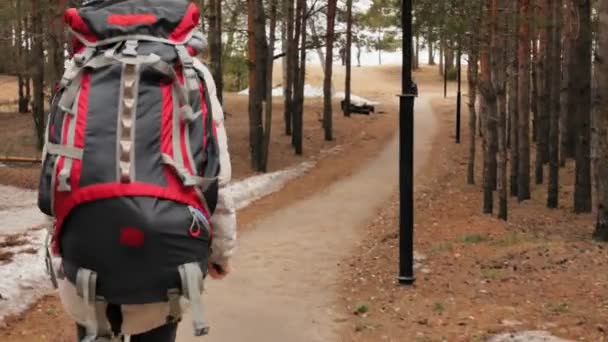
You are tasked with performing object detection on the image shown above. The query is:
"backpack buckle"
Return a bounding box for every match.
[123,40,139,57]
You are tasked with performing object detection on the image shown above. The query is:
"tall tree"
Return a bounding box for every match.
[344,0,354,117]
[593,0,608,241]
[208,0,223,104]
[284,0,295,136]
[573,0,593,213]
[535,0,551,184]
[492,0,509,219]
[292,0,306,155]
[247,0,267,171]
[480,0,496,214]
[48,0,67,89]
[323,0,338,141]
[559,1,572,166]
[261,0,278,172]
[517,0,531,201]
[31,0,45,149]
[508,0,520,197]
[547,0,561,209]
[467,26,480,185]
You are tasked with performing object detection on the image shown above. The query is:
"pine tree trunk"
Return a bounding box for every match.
[31,0,45,150]
[536,0,551,185]
[344,0,353,118]
[481,0,495,214]
[517,0,531,201]
[593,0,608,241]
[559,11,571,167]
[16,0,28,114]
[208,0,223,104]
[247,0,267,171]
[531,28,538,143]
[428,39,435,65]
[48,0,66,89]
[292,0,306,155]
[467,42,479,185]
[574,0,592,213]
[262,0,278,172]
[492,0,508,220]
[323,0,337,140]
[439,41,444,76]
[284,0,295,136]
[509,0,519,197]
[547,0,561,209]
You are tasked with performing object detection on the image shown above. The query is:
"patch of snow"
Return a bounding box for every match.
[0,186,48,235]
[227,161,315,211]
[0,229,51,324]
[333,92,380,106]
[0,162,6,168]
[488,331,573,342]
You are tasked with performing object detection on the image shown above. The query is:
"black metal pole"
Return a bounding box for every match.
[456,47,462,144]
[398,0,415,286]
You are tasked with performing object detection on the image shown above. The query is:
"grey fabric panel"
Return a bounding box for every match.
[60,197,211,304]
[188,80,205,173]
[134,68,166,186]
[79,0,190,39]
[80,65,121,187]
[137,42,179,63]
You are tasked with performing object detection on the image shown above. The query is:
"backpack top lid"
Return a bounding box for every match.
[65,0,200,45]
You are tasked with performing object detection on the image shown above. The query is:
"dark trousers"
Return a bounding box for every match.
[76,323,178,342]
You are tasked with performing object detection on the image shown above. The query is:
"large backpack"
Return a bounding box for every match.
[37,0,219,339]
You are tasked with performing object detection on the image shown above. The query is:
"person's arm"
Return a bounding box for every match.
[194,60,237,273]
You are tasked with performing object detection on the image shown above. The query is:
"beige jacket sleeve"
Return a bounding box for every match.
[194,59,237,267]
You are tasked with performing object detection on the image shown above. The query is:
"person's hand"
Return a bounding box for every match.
[208,262,231,279]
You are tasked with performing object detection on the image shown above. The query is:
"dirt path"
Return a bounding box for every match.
[178,94,436,341]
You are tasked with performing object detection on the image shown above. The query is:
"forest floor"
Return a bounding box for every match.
[338,85,608,341]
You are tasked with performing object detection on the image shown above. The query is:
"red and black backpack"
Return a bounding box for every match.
[38,0,218,338]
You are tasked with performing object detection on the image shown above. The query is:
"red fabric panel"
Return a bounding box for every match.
[65,8,98,43]
[71,73,91,190]
[52,182,207,254]
[199,81,209,151]
[119,227,146,247]
[107,14,157,26]
[168,3,200,43]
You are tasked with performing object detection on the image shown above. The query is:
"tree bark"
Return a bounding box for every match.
[559,3,571,167]
[480,0,496,214]
[574,0,592,213]
[31,0,45,150]
[247,0,267,171]
[292,0,306,155]
[518,0,531,201]
[593,0,608,241]
[48,0,67,89]
[536,0,551,184]
[428,39,435,65]
[323,0,337,140]
[284,0,295,136]
[208,0,223,104]
[467,27,480,185]
[344,0,353,117]
[509,0,519,197]
[547,0,561,209]
[492,0,508,220]
[262,0,278,172]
